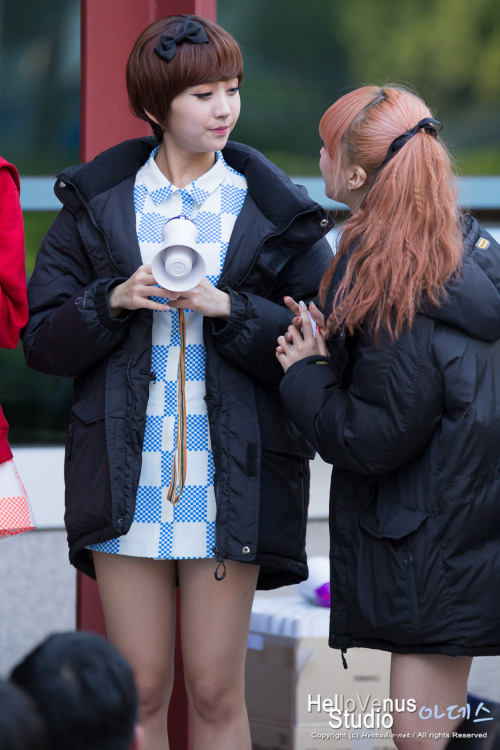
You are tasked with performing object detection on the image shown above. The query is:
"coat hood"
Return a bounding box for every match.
[422,215,500,341]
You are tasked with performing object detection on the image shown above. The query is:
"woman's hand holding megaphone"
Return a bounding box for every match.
[108,266,231,321]
[168,278,231,320]
[108,264,177,318]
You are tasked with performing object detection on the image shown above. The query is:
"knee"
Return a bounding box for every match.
[187,674,243,724]
[135,671,173,721]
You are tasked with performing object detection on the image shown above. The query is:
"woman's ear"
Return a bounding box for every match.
[347,165,368,192]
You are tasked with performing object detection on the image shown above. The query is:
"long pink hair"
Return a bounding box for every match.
[319,85,463,340]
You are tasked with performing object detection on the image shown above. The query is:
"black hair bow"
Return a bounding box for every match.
[154,18,209,63]
[376,117,443,174]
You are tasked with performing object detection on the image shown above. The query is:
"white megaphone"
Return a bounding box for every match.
[151,215,205,292]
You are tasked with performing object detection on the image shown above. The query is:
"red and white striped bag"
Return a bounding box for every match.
[0,458,36,539]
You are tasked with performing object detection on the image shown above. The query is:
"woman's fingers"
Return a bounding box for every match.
[316,327,328,356]
[276,335,292,371]
[299,302,315,342]
[283,295,300,316]
[277,300,329,372]
[308,301,325,330]
[285,297,325,327]
[109,265,175,315]
[143,297,172,311]
[166,279,231,319]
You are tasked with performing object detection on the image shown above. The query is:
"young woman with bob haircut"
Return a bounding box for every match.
[277,84,500,749]
[23,15,332,750]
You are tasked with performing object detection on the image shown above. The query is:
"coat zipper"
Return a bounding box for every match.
[404,535,421,634]
[300,459,306,497]
[126,322,139,501]
[212,355,226,580]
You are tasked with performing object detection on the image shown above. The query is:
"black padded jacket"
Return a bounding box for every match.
[280,216,500,654]
[23,137,333,588]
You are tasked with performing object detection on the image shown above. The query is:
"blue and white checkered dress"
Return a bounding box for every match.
[89,149,247,559]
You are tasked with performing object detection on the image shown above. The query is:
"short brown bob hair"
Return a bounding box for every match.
[127,15,243,141]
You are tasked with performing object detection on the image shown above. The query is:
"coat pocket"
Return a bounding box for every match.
[66,399,106,465]
[359,502,428,539]
[258,449,309,559]
[352,501,430,642]
[70,396,106,426]
[64,401,112,540]
[66,400,106,465]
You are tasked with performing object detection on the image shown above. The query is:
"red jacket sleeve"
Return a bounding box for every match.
[0,157,28,349]
[0,405,13,462]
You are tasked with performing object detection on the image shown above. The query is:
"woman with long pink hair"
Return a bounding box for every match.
[277,85,500,748]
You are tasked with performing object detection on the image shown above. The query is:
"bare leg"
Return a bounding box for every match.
[178,558,259,750]
[390,653,473,750]
[93,552,177,750]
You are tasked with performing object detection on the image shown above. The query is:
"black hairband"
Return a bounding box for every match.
[154,17,209,63]
[374,117,443,177]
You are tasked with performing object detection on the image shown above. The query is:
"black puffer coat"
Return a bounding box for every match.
[23,137,333,588]
[280,216,500,655]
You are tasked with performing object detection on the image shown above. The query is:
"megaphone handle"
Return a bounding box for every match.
[166,309,187,506]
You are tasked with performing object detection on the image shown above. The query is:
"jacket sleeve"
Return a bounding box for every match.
[0,164,28,348]
[23,206,133,378]
[0,404,13,462]
[279,327,443,475]
[211,237,332,389]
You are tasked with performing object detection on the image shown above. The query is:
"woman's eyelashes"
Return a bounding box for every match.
[193,86,240,100]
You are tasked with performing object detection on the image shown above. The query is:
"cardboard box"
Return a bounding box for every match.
[246,597,396,750]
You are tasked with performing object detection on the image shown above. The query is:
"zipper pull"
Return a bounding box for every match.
[213,547,227,581]
[341,649,348,670]
[140,370,157,383]
[404,535,413,565]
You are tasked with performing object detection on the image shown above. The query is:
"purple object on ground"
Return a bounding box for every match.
[314,582,330,608]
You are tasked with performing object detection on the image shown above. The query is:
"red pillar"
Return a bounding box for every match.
[78,2,217,748]
[80,0,218,161]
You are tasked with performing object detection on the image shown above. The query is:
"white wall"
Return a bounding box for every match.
[13,446,66,529]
